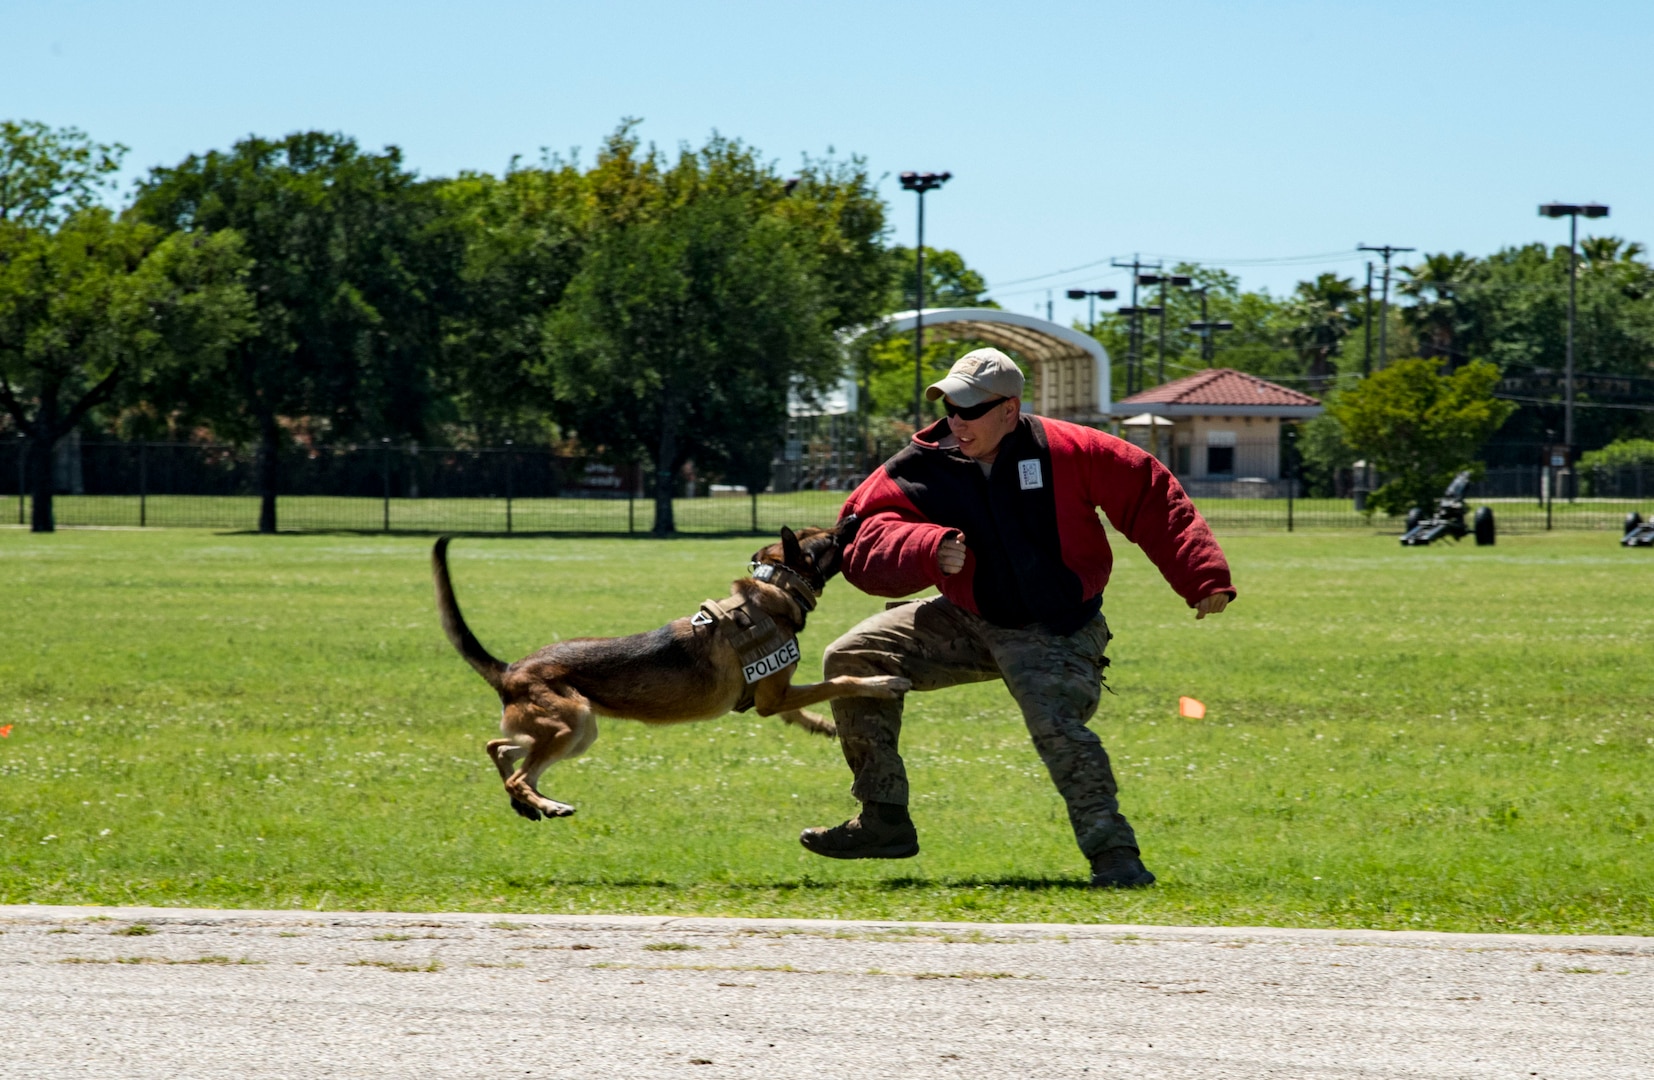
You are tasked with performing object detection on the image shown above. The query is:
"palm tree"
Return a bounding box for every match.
[1398,252,1476,367]
[1578,236,1644,265]
[1285,273,1360,390]
[1579,236,1653,299]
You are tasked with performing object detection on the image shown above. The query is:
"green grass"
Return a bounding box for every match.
[1,527,1651,934]
[11,489,1649,535]
[6,492,851,534]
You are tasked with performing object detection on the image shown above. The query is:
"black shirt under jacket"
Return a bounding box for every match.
[882,416,1100,635]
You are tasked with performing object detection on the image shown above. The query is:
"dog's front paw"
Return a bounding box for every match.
[859,676,912,699]
[541,800,577,818]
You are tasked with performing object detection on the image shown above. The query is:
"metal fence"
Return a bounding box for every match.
[2,438,1651,535]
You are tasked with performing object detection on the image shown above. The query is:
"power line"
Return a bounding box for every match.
[1139,249,1365,267]
[989,258,1123,289]
[986,248,1365,292]
[1495,393,1654,412]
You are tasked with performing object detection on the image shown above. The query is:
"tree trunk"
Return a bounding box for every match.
[27,386,60,533]
[28,429,55,533]
[652,393,680,536]
[256,411,280,534]
[11,369,123,534]
[1308,351,1331,395]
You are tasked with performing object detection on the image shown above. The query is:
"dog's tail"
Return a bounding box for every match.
[432,537,507,694]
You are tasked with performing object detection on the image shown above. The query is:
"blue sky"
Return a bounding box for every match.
[7,0,1651,322]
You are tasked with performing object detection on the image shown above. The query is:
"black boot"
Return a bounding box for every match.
[799,802,919,860]
[1089,848,1156,888]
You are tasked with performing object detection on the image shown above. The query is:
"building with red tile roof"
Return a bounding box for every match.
[1113,369,1322,489]
[1115,367,1322,415]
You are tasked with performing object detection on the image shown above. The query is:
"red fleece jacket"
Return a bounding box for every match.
[839,415,1234,618]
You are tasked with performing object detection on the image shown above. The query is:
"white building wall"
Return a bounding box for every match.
[1169,415,1282,480]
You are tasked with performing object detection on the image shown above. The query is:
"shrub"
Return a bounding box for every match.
[1578,438,1654,496]
[1330,358,1515,517]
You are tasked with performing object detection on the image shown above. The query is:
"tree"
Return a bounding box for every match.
[886,245,995,311]
[1082,264,1307,392]
[541,130,884,533]
[133,132,461,532]
[1293,399,1360,498]
[0,211,253,530]
[432,162,588,442]
[1330,358,1516,516]
[1285,273,1361,389]
[853,245,999,421]
[0,120,126,229]
[1415,240,1654,454]
[1397,252,1476,366]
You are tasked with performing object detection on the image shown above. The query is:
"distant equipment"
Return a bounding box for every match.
[1400,471,1496,546]
[1624,512,1654,547]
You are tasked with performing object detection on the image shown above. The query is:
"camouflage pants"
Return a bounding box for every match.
[823,597,1139,858]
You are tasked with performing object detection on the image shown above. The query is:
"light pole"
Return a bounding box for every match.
[900,170,951,430]
[1138,273,1193,383]
[1357,243,1415,369]
[1184,287,1233,367]
[1539,202,1609,454]
[1066,288,1118,335]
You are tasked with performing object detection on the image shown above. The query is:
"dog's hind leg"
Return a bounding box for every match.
[778,709,837,737]
[488,735,541,821]
[498,699,596,820]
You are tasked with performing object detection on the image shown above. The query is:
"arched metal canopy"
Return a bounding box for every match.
[866,308,1112,423]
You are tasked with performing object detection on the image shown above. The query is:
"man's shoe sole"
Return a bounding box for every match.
[798,834,920,860]
[1090,868,1156,888]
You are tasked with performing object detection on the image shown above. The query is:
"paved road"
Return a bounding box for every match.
[1,905,1649,1079]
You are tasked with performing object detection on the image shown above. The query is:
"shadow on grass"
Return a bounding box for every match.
[520,875,1093,893]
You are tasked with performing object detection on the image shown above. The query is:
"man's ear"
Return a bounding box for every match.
[780,525,803,565]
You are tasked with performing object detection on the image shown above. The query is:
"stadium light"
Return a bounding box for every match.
[1538,201,1610,454]
[1066,287,1118,333]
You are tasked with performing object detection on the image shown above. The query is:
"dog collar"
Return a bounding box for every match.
[749,561,819,613]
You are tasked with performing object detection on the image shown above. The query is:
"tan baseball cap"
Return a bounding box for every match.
[924,347,1025,407]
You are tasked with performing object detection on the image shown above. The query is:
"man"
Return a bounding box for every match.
[800,347,1234,887]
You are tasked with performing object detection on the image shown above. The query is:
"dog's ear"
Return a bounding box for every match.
[780,525,804,567]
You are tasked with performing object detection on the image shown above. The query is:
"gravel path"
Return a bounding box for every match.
[2,904,1649,1079]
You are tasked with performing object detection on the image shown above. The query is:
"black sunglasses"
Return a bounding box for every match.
[943,396,1008,421]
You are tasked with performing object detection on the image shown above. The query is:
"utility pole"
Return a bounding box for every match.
[900,171,951,431]
[1185,287,1233,367]
[1357,244,1415,369]
[1362,261,1374,376]
[1111,255,1162,395]
[1046,289,1054,322]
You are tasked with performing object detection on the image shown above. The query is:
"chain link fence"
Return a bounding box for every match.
[2,438,1651,535]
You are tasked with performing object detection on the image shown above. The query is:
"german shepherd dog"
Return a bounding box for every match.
[432,521,909,821]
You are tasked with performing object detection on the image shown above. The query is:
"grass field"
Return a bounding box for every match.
[9,490,1650,534]
[1,526,1651,934]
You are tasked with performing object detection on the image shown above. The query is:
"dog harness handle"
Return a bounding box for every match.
[749,561,818,612]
